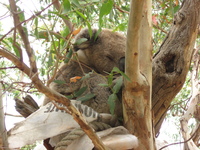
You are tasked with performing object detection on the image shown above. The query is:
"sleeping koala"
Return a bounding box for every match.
[44,28,126,115]
[73,28,126,74]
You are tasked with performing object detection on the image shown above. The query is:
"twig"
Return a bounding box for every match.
[153,24,168,34]
[52,0,74,32]
[9,0,37,73]
[114,3,129,14]
[0,0,55,42]
[0,66,17,70]
[159,125,199,150]
[5,113,22,117]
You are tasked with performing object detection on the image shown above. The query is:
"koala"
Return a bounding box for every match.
[74,28,126,74]
[44,28,126,115]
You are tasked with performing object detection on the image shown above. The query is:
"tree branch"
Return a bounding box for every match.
[125,0,145,82]
[180,48,200,149]
[152,0,200,134]
[9,0,38,74]
[123,0,155,149]
[0,1,55,42]
[0,83,9,150]
[52,0,74,32]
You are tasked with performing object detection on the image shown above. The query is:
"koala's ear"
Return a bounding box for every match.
[73,28,98,51]
[73,38,88,51]
[119,57,125,72]
[76,50,90,65]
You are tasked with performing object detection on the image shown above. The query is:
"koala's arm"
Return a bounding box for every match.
[80,74,111,113]
[79,74,122,118]
[43,61,91,105]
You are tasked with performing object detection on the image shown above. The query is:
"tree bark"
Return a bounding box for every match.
[0,83,9,150]
[152,0,200,135]
[180,49,200,150]
[123,0,155,149]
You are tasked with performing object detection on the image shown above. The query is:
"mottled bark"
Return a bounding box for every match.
[152,0,200,134]
[123,0,155,149]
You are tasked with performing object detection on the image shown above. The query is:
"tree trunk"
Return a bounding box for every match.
[152,0,200,135]
[0,83,9,150]
[123,0,155,149]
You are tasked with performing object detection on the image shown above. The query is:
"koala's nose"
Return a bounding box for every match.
[119,57,125,72]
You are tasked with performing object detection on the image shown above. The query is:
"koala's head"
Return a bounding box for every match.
[73,28,126,74]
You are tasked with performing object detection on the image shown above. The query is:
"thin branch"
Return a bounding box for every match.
[5,113,22,117]
[52,0,74,32]
[9,0,38,74]
[125,0,145,82]
[153,24,168,34]
[159,127,199,150]
[0,81,36,95]
[0,0,55,42]
[114,4,129,14]
[0,66,17,70]
[13,26,23,61]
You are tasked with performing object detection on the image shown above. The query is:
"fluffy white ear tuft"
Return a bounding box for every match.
[77,50,90,65]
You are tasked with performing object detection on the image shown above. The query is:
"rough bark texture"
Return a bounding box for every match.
[152,0,200,135]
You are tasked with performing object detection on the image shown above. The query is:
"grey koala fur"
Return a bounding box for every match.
[44,28,126,115]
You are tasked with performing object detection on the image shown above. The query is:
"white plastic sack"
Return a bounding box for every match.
[8,101,99,149]
[66,126,138,150]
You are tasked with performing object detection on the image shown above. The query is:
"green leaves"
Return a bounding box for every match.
[74,86,87,97]
[108,93,117,115]
[99,0,114,26]
[100,0,113,16]
[113,76,123,93]
[74,38,88,45]
[99,67,130,115]
[77,93,96,102]
[53,80,66,85]
[62,0,71,13]
[64,49,73,63]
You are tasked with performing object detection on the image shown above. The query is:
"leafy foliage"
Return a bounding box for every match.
[100,67,130,115]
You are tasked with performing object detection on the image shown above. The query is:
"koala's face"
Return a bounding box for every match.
[74,29,126,74]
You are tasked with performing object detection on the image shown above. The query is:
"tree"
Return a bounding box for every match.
[123,1,155,149]
[0,0,199,149]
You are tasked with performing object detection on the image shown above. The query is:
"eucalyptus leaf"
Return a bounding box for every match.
[81,72,92,80]
[71,0,81,8]
[113,76,123,94]
[64,49,73,63]
[76,11,87,20]
[99,0,113,25]
[108,93,117,115]
[74,86,88,97]
[98,83,109,87]
[53,80,66,85]
[62,0,71,13]
[75,38,88,45]
[77,93,96,102]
